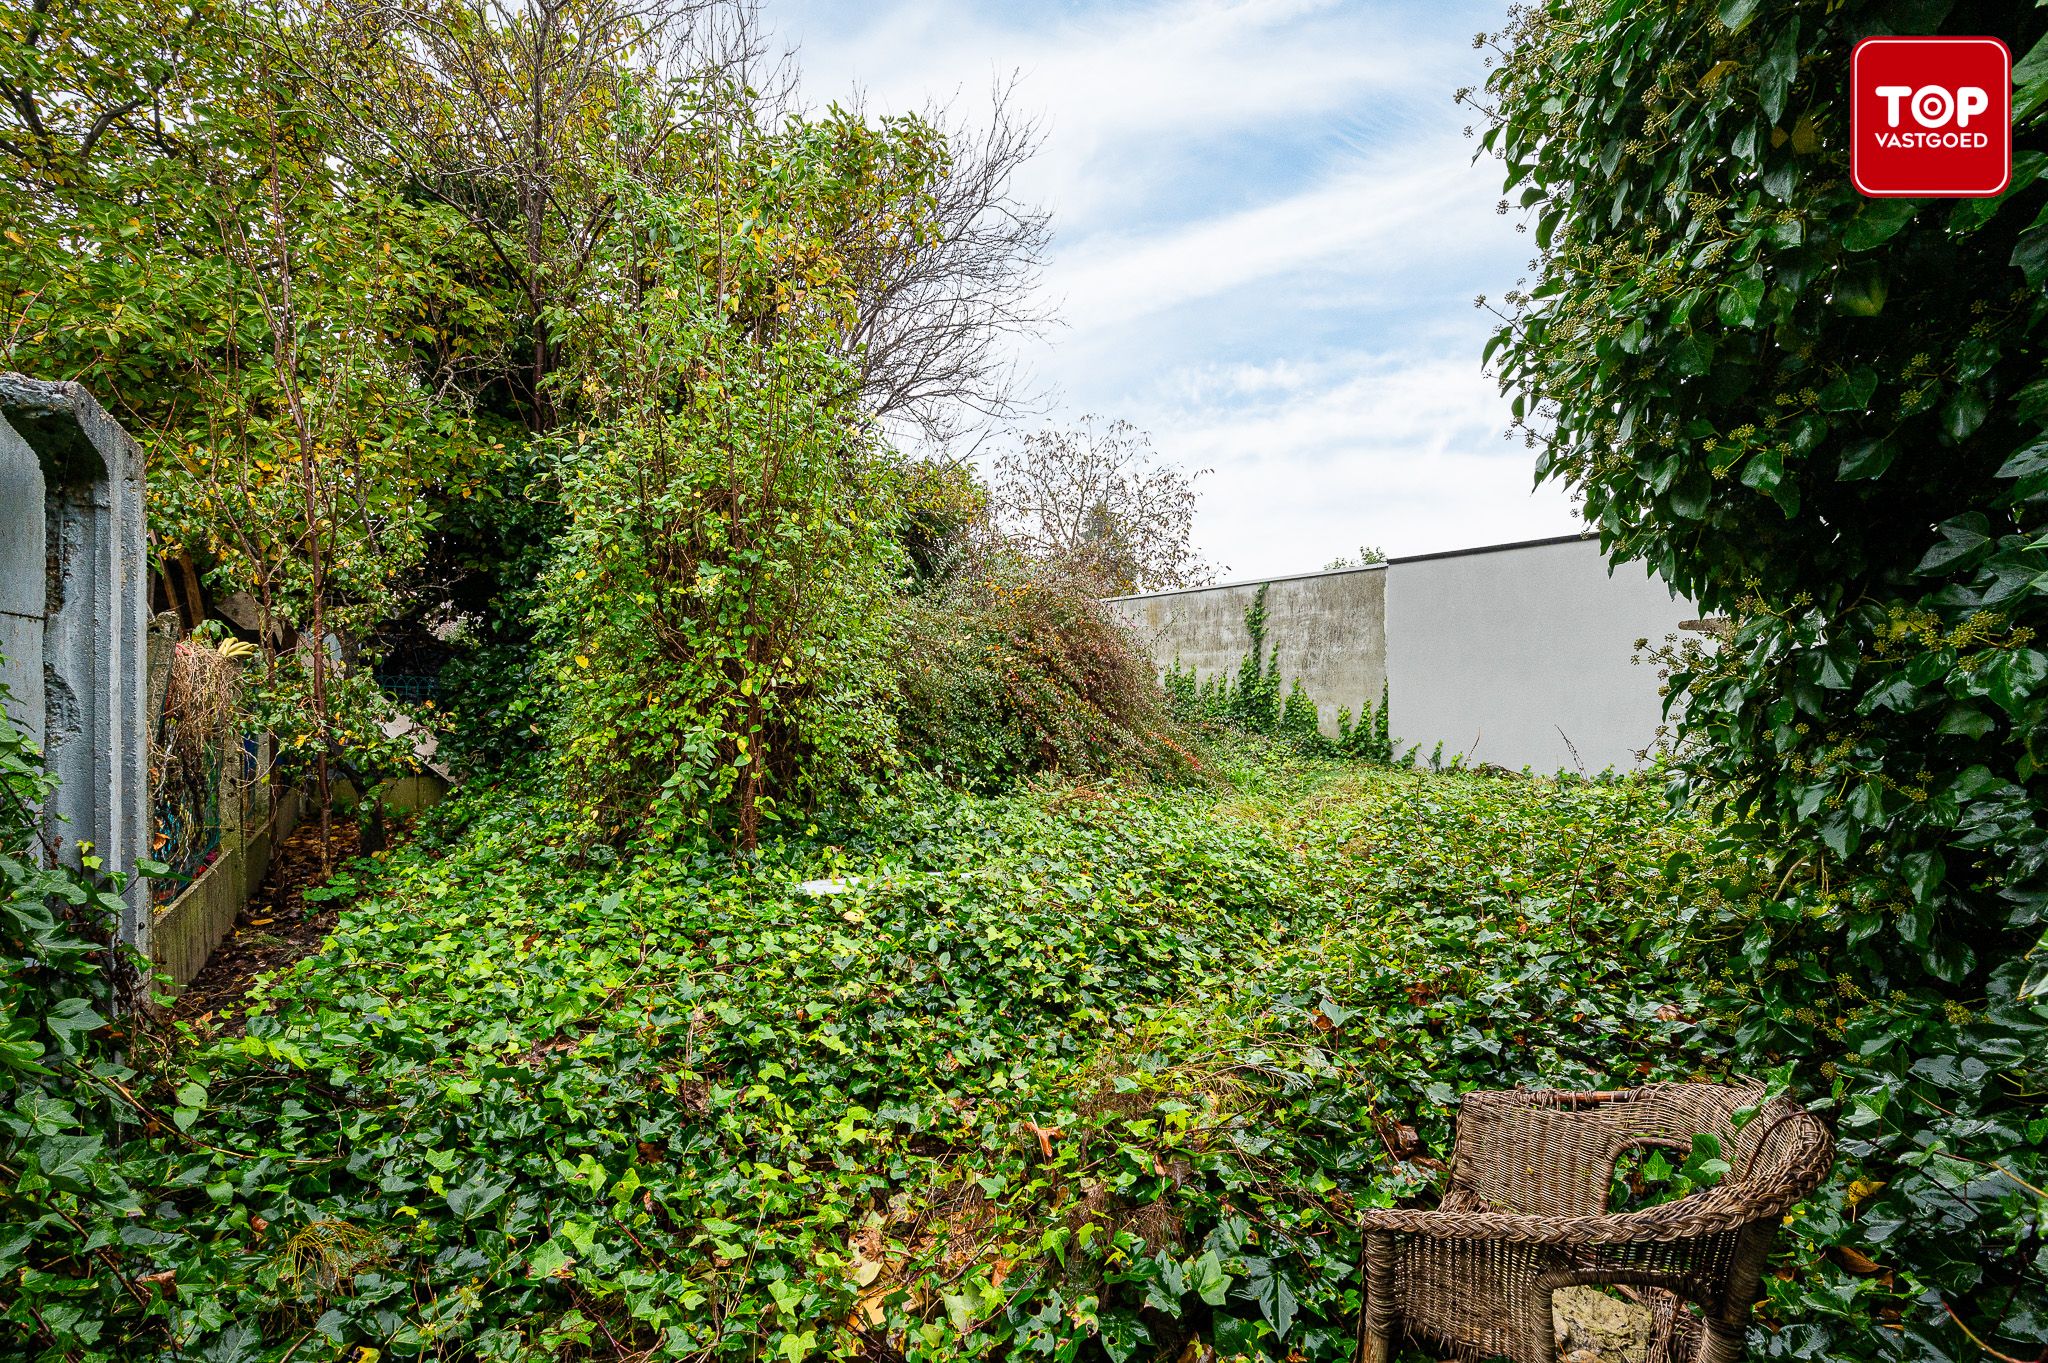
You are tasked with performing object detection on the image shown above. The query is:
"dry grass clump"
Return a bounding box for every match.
[151,632,257,871]
[268,1218,387,1302]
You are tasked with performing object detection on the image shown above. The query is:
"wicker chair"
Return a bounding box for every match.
[1359,1082,1833,1363]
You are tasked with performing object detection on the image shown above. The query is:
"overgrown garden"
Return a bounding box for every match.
[4,0,2048,1360]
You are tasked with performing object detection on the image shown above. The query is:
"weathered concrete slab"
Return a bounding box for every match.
[1,375,151,963]
[1,413,49,740]
[1107,566,1387,736]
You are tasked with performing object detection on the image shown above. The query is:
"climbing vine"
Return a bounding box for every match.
[1479,1,2048,1354]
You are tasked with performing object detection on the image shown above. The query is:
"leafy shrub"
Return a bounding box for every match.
[419,434,566,776]
[536,106,942,847]
[898,459,993,592]
[0,662,164,1359]
[1480,2,2048,1354]
[894,551,1201,790]
[248,651,426,854]
[538,382,900,846]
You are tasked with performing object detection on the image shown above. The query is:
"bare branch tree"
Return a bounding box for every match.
[988,416,1220,596]
[840,80,1053,453]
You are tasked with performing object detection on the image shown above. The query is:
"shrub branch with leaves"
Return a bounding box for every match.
[1476,1,2048,1354]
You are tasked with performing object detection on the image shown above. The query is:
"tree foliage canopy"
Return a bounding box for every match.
[1481,0,2048,1355]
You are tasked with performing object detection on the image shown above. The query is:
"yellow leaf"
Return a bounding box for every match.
[575,656,590,669]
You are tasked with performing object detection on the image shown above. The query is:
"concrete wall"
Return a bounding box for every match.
[1107,567,1387,734]
[1,375,152,960]
[1385,538,1697,773]
[0,419,47,741]
[1108,535,1700,773]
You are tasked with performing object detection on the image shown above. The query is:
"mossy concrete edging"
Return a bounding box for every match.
[150,787,302,994]
[149,769,451,995]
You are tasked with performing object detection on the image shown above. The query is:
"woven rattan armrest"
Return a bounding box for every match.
[1355,1188,1774,1247]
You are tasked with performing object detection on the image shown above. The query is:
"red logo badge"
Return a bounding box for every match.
[1851,36,2011,198]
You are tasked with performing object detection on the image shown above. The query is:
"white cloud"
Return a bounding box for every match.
[1046,129,1499,330]
[780,0,1472,223]
[769,0,1559,577]
[1128,350,1581,578]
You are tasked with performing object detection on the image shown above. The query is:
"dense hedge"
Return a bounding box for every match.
[1482,1,2048,1355]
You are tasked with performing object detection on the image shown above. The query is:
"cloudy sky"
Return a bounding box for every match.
[770,0,1583,581]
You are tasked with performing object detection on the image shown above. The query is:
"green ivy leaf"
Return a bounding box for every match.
[1925,939,1976,985]
[1189,1249,1228,1306]
[1717,0,1763,33]
[1916,518,1991,575]
[1984,650,2048,718]
[2016,31,2048,87]
[1099,1311,1151,1363]
[1741,448,1785,494]
[44,997,106,1057]
[1937,705,1997,738]
[1234,1256,1299,1341]
[1842,201,1918,252]
[1817,367,1879,413]
[2011,228,2048,287]
[1838,438,1894,481]
[1719,277,1766,328]
[1941,388,1989,444]
[1669,334,1716,377]
[1830,262,1887,316]
[1758,22,1800,123]
[1995,437,2048,480]
[1901,851,1946,905]
[446,1176,510,1220]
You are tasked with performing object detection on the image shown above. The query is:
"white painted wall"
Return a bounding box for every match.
[1384,537,1697,773]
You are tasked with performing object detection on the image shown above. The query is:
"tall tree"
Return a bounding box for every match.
[1,0,491,855]
[538,97,947,845]
[276,0,737,430]
[841,85,1053,449]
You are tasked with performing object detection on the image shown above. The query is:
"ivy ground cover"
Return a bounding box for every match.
[13,748,1938,1361]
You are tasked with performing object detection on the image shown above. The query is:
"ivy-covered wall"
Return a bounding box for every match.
[1110,535,1700,771]
[1108,564,1388,738]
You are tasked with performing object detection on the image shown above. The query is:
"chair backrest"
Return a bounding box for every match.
[1447,1082,1832,1220]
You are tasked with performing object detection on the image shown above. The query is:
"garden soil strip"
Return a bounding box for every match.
[170,817,386,1032]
